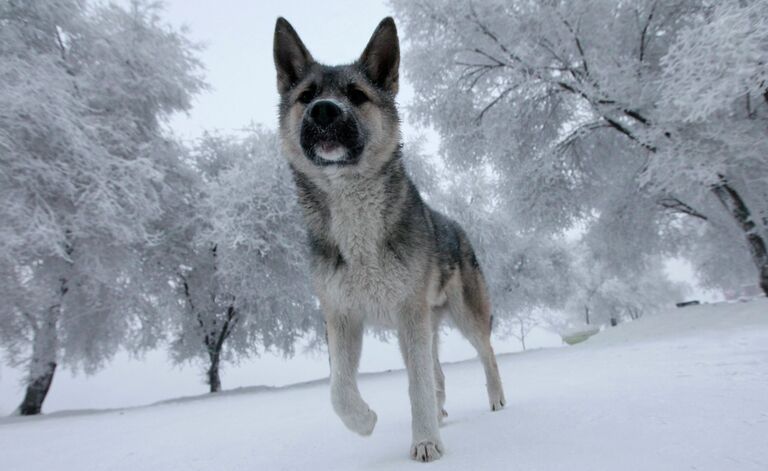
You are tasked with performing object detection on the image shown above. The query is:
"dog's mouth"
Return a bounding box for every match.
[300,124,364,167]
[313,140,348,163]
[299,100,365,167]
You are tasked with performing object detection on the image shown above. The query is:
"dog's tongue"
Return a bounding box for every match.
[318,141,339,152]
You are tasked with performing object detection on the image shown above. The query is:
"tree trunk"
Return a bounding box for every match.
[18,361,57,416]
[18,304,60,416]
[207,353,221,393]
[712,179,768,296]
[204,305,237,393]
[584,305,590,325]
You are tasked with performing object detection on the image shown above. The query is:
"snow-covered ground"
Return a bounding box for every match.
[0,327,562,414]
[1,299,766,471]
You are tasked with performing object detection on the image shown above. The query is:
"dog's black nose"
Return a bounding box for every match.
[309,100,342,127]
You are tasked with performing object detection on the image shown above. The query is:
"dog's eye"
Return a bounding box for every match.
[346,86,369,106]
[298,85,316,105]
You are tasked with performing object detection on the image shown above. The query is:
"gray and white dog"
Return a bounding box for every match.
[273,17,505,462]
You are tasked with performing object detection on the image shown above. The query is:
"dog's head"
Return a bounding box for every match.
[273,17,400,176]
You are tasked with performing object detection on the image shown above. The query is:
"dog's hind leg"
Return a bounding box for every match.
[398,304,443,462]
[326,313,377,436]
[447,268,506,412]
[472,327,505,412]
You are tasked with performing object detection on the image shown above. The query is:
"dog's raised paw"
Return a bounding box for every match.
[345,408,377,436]
[410,440,443,462]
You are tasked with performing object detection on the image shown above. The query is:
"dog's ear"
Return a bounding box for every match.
[359,17,399,95]
[274,17,314,94]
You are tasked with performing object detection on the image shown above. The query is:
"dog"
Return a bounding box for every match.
[273,17,505,462]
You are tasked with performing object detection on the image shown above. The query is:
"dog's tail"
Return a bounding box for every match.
[458,232,494,334]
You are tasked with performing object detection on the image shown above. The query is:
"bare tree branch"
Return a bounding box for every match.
[639,1,658,63]
[475,86,516,123]
[658,196,709,221]
[554,120,610,156]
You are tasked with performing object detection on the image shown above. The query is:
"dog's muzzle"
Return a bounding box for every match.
[300,99,363,166]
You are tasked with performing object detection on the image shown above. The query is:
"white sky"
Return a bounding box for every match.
[160,0,421,140]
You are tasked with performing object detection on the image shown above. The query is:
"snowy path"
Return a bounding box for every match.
[1,299,767,471]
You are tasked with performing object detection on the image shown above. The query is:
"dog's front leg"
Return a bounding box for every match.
[326,313,377,436]
[398,308,443,462]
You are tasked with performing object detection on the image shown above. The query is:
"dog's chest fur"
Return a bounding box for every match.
[297,166,425,326]
[327,176,387,264]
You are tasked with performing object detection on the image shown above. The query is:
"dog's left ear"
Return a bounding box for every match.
[274,17,314,94]
[359,17,400,95]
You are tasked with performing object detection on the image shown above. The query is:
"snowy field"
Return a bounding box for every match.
[1,299,766,471]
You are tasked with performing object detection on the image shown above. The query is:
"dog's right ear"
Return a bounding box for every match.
[359,17,400,95]
[273,17,314,94]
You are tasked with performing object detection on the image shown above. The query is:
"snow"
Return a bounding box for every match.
[1,299,766,471]
[0,327,561,414]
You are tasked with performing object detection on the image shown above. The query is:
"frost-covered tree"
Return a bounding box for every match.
[566,247,686,328]
[506,310,540,351]
[406,148,575,332]
[172,241,236,393]
[391,0,768,295]
[0,0,205,414]
[163,130,321,393]
[206,130,322,356]
[656,0,768,294]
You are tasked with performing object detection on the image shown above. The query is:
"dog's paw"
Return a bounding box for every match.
[344,408,377,436]
[438,408,448,425]
[490,394,506,411]
[410,440,443,462]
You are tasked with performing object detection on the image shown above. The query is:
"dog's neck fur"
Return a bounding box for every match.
[291,149,418,265]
